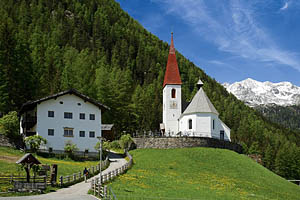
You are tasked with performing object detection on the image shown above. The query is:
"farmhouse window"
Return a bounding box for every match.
[64,128,74,137]
[171,88,176,98]
[48,129,54,136]
[89,131,95,138]
[64,112,73,119]
[80,113,85,119]
[213,119,215,130]
[79,131,85,137]
[48,111,54,117]
[89,114,95,120]
[188,119,192,129]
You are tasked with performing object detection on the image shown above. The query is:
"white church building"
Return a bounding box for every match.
[19,89,109,154]
[162,33,231,141]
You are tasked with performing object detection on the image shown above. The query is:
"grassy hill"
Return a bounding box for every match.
[0,146,100,194]
[109,148,300,200]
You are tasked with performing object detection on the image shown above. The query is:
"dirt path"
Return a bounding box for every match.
[1,152,127,200]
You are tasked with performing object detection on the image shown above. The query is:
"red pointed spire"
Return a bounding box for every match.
[163,32,182,88]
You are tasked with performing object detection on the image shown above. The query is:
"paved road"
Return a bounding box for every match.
[1,152,127,200]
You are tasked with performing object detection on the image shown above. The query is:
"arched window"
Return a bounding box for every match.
[188,119,192,129]
[171,88,176,98]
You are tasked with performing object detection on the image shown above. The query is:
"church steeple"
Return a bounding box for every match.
[163,32,182,88]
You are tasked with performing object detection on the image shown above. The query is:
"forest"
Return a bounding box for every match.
[256,104,300,130]
[0,0,299,179]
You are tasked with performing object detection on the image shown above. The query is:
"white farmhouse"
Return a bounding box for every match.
[162,33,231,141]
[19,89,109,154]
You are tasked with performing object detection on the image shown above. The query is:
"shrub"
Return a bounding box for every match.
[110,140,121,149]
[64,140,78,157]
[24,135,47,153]
[0,111,19,139]
[119,134,133,150]
[94,140,110,151]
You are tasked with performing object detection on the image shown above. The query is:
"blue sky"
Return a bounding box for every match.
[116,0,300,86]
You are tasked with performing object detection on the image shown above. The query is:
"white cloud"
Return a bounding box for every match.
[156,0,300,71]
[209,60,225,65]
[280,2,289,10]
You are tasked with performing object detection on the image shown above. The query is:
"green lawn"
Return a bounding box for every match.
[108,148,300,200]
[0,146,100,193]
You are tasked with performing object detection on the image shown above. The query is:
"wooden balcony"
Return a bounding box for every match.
[22,116,37,129]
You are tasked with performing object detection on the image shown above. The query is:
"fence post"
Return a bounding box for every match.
[94,178,96,195]
[98,180,101,197]
[91,179,94,195]
[60,176,63,186]
[104,185,107,199]
[73,173,76,181]
[103,174,106,183]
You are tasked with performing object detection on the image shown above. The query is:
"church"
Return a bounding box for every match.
[161,33,231,141]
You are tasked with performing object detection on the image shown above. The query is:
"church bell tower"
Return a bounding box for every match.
[162,33,182,136]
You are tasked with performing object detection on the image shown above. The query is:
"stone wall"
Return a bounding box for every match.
[0,134,15,147]
[133,137,243,154]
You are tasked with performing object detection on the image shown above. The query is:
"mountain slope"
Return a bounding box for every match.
[0,0,300,179]
[256,104,300,130]
[223,78,300,130]
[223,78,300,107]
[109,148,300,200]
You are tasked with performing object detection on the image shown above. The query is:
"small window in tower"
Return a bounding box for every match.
[213,119,215,130]
[171,89,176,98]
[188,119,192,129]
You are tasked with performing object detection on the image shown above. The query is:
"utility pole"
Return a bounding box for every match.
[97,136,102,185]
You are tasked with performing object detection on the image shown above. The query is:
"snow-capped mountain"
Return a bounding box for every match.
[223,78,300,107]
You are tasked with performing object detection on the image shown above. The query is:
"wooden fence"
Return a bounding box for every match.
[91,151,133,199]
[59,158,109,186]
[0,175,47,191]
[0,175,46,184]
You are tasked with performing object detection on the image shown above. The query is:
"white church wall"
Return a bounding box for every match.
[179,114,196,136]
[163,84,181,135]
[221,121,231,141]
[179,113,231,141]
[179,113,214,137]
[36,94,101,152]
[210,114,221,139]
[195,113,212,137]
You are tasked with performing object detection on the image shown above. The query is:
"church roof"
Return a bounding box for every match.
[181,87,219,116]
[163,33,182,88]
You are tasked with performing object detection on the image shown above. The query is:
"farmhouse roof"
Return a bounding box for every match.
[163,32,182,88]
[181,86,219,116]
[16,153,41,165]
[19,89,109,114]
